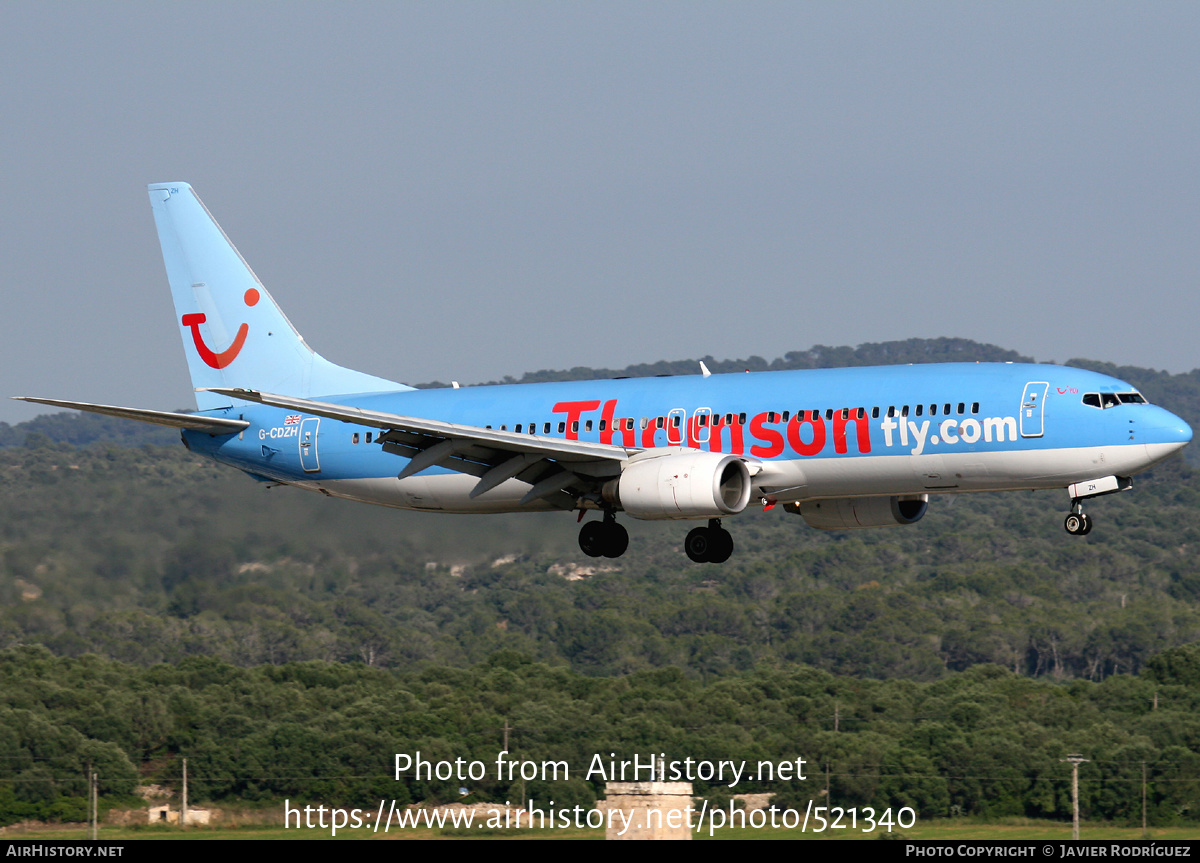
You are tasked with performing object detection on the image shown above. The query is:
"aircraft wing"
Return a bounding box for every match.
[203,387,636,505]
[12,397,250,434]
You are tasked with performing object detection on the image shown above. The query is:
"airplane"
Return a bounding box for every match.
[15,183,1194,563]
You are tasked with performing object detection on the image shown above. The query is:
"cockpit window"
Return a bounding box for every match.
[1084,391,1147,409]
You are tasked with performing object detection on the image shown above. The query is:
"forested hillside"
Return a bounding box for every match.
[1,411,1197,680]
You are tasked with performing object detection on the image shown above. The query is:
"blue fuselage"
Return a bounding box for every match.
[182,362,1191,514]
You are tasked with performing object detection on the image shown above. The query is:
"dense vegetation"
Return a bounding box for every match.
[2,426,1197,679]
[3,646,1200,826]
[1,338,1198,827]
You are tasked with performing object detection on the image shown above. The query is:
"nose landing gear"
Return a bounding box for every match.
[1064,500,1093,536]
[684,519,734,563]
[579,511,629,558]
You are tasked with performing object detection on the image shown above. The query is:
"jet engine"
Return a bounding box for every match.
[603,451,752,520]
[784,495,928,530]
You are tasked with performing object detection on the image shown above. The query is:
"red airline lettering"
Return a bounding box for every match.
[708,415,745,455]
[749,412,785,458]
[552,400,601,441]
[833,409,872,454]
[600,400,635,446]
[787,412,826,456]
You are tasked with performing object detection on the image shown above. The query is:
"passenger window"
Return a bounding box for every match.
[739,413,747,425]
[902,405,910,417]
[599,420,607,431]
[872,407,879,419]
[781,411,790,422]
[957,402,965,415]
[515,424,523,433]
[366,432,373,443]
[767,411,776,423]
[501,425,507,431]
[641,417,649,430]
[971,403,979,414]
[529,425,536,435]
[887,406,895,418]
[656,417,664,429]
[571,421,578,432]
[930,404,937,416]
[558,422,566,433]
[915,404,924,417]
[543,422,551,434]
[841,408,849,420]
[671,416,680,428]
[352,433,359,444]
[585,420,593,432]
[825,409,833,421]
[944,403,951,415]
[856,408,865,419]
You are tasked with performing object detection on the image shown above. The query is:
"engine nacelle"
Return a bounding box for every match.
[604,450,752,520]
[784,495,928,530]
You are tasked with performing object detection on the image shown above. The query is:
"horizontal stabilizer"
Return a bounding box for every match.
[12,397,249,435]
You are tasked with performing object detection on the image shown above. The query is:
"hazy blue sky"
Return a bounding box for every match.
[3,3,1198,423]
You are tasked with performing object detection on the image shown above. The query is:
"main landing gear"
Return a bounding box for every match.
[1064,500,1093,536]
[579,511,629,558]
[685,519,734,564]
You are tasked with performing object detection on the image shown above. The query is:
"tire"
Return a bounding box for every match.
[1064,514,1083,535]
[579,521,607,557]
[707,528,734,563]
[684,527,711,562]
[603,523,629,558]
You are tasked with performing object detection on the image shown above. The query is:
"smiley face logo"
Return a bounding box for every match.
[181,288,260,369]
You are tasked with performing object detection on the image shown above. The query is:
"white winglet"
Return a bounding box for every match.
[699,361,712,378]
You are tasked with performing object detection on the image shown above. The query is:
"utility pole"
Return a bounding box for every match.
[1142,762,1148,839]
[182,758,188,828]
[825,763,832,808]
[91,771,99,841]
[1061,754,1088,840]
[834,702,839,733]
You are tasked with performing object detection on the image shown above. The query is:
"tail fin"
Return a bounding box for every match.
[148,183,409,411]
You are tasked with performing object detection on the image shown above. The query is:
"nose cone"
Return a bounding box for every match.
[1152,407,1193,447]
[1142,407,1192,465]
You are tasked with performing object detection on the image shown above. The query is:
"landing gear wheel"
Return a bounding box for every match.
[685,527,712,562]
[580,517,630,558]
[602,523,629,558]
[1065,513,1088,535]
[579,520,608,557]
[707,528,734,563]
[684,521,735,563]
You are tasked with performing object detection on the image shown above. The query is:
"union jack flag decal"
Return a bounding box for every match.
[284,414,302,425]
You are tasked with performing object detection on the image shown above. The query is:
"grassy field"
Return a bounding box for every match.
[4,818,1199,841]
